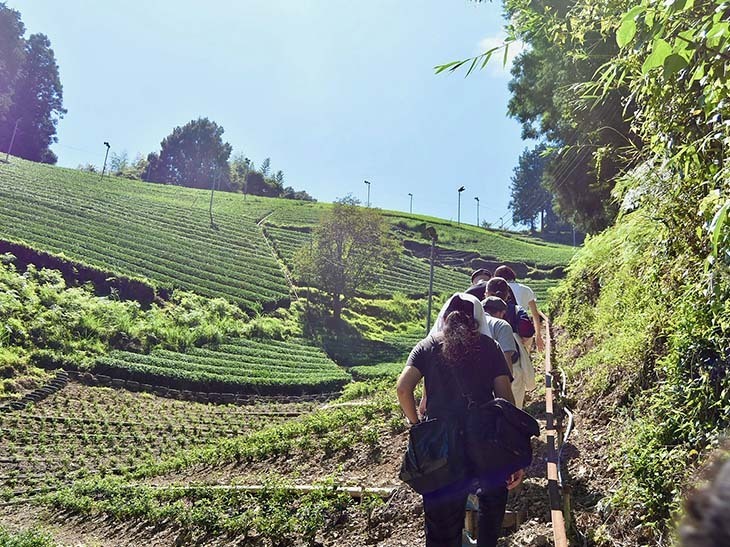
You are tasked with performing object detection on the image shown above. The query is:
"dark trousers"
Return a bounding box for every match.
[422,480,508,547]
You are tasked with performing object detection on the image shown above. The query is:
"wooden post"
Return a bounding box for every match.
[4,118,20,162]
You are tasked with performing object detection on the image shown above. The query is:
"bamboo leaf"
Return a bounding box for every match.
[434,61,463,74]
[641,38,672,74]
[617,18,637,48]
[465,56,480,77]
[663,53,689,77]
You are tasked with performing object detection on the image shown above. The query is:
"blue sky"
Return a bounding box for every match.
[13,0,530,227]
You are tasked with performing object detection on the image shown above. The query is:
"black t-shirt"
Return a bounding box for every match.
[406,333,512,419]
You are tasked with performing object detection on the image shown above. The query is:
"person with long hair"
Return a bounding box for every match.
[397,293,524,547]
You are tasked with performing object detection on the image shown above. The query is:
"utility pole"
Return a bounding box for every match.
[4,118,21,162]
[364,180,371,207]
[408,193,413,214]
[425,226,438,333]
[100,142,111,181]
[457,186,465,225]
[474,196,480,227]
[209,169,218,229]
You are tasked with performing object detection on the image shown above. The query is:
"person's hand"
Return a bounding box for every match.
[507,469,525,490]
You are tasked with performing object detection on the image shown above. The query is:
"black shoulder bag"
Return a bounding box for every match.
[398,416,466,494]
[455,370,540,483]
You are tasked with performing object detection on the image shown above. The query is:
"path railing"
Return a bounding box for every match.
[542,312,569,547]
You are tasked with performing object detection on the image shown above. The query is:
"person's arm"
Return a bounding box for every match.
[528,299,544,351]
[503,350,516,372]
[495,371,524,488]
[396,366,423,425]
[493,375,515,405]
[418,389,427,417]
[507,469,525,490]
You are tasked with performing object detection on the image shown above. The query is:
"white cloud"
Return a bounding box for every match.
[477,33,526,78]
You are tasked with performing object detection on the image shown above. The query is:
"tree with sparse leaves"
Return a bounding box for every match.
[295,196,398,321]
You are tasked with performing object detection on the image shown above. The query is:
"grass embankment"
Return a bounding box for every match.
[551,188,730,542]
[0,257,252,397]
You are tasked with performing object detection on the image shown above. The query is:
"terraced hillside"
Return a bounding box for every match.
[0,158,579,546]
[0,381,318,502]
[0,159,572,312]
[96,337,349,395]
[0,160,288,312]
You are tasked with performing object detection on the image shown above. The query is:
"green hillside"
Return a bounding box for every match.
[0,158,573,309]
[0,158,578,544]
[0,160,287,312]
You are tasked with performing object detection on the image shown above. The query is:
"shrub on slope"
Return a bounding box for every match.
[552,182,730,536]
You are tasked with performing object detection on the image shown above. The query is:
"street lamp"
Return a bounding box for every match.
[457,186,465,225]
[364,180,371,207]
[408,192,413,214]
[100,141,111,181]
[474,196,480,227]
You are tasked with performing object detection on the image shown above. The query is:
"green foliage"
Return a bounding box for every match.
[294,198,399,320]
[266,224,470,297]
[439,0,641,231]
[0,4,65,164]
[0,526,56,547]
[0,258,253,383]
[144,117,232,190]
[552,213,666,393]
[553,177,730,533]
[509,144,554,231]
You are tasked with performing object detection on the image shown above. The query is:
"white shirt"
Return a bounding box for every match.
[507,281,536,311]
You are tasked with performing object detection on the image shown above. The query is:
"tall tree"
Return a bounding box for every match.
[5,33,65,163]
[229,152,252,193]
[509,145,552,232]
[504,0,642,232]
[0,4,65,165]
[259,157,271,177]
[0,3,25,124]
[144,118,232,189]
[295,196,398,321]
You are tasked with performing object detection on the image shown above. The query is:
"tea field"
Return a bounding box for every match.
[95,337,349,395]
[0,382,318,503]
[0,158,571,313]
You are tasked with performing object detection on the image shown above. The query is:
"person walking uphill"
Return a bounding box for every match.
[396,293,525,547]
